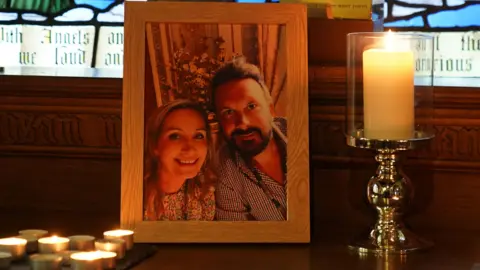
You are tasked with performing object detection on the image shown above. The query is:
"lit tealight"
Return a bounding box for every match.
[94,250,116,258]
[0,252,12,268]
[94,239,125,259]
[38,236,69,244]
[70,251,103,270]
[17,234,39,253]
[94,250,117,269]
[0,237,27,260]
[38,236,70,254]
[68,235,95,251]
[103,229,134,250]
[0,237,28,245]
[29,254,62,270]
[18,229,49,239]
[70,251,102,261]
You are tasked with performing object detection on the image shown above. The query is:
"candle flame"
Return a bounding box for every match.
[104,229,134,237]
[95,250,117,259]
[38,236,69,244]
[71,251,117,261]
[71,251,102,261]
[385,30,395,51]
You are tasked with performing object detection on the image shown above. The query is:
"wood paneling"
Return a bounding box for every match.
[309,65,480,234]
[0,76,123,235]
[307,19,383,65]
[2,65,480,237]
[1,18,479,239]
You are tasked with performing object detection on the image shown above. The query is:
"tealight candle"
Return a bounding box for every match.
[38,236,69,254]
[69,235,95,251]
[17,234,38,253]
[95,250,117,269]
[70,251,102,270]
[29,254,62,270]
[103,229,134,250]
[0,237,27,260]
[0,252,12,269]
[58,250,80,266]
[94,239,125,259]
[18,229,49,239]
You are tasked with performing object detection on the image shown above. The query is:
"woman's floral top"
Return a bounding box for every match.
[144,180,215,221]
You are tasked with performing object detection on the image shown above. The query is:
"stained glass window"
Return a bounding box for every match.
[0,0,478,80]
[0,0,128,77]
[384,0,480,79]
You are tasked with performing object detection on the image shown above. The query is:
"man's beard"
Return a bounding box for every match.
[226,127,272,159]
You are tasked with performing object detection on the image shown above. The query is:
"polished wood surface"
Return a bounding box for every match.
[133,230,480,270]
[2,64,480,234]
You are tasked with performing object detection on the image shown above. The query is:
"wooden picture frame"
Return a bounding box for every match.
[122,1,310,243]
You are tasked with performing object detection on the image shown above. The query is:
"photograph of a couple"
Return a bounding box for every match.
[142,22,288,222]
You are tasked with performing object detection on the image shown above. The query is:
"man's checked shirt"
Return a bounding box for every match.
[215,117,287,221]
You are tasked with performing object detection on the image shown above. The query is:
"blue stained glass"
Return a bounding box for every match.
[428,4,480,27]
[386,0,480,29]
[384,15,424,27]
[0,12,17,21]
[97,2,123,22]
[54,7,94,21]
[22,13,47,21]
[74,0,116,10]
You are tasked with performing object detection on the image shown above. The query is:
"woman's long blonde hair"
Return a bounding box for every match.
[143,99,217,213]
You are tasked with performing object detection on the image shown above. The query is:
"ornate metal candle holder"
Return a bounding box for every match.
[346,129,434,254]
[346,31,435,254]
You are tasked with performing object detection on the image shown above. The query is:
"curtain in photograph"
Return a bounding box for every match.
[146,23,245,107]
[146,22,286,114]
[256,24,287,113]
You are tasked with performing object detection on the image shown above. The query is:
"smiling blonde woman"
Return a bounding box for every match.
[143,99,217,221]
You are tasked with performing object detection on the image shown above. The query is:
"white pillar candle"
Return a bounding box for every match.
[363,31,415,140]
[103,229,134,250]
[38,236,70,254]
[0,237,27,260]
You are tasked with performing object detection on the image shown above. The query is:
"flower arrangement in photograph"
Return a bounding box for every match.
[159,35,242,117]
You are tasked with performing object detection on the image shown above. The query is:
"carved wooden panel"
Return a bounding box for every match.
[311,120,480,165]
[0,77,122,158]
[0,112,121,148]
[0,76,123,233]
[1,65,480,234]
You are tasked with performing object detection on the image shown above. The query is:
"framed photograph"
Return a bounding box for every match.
[121,1,309,243]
